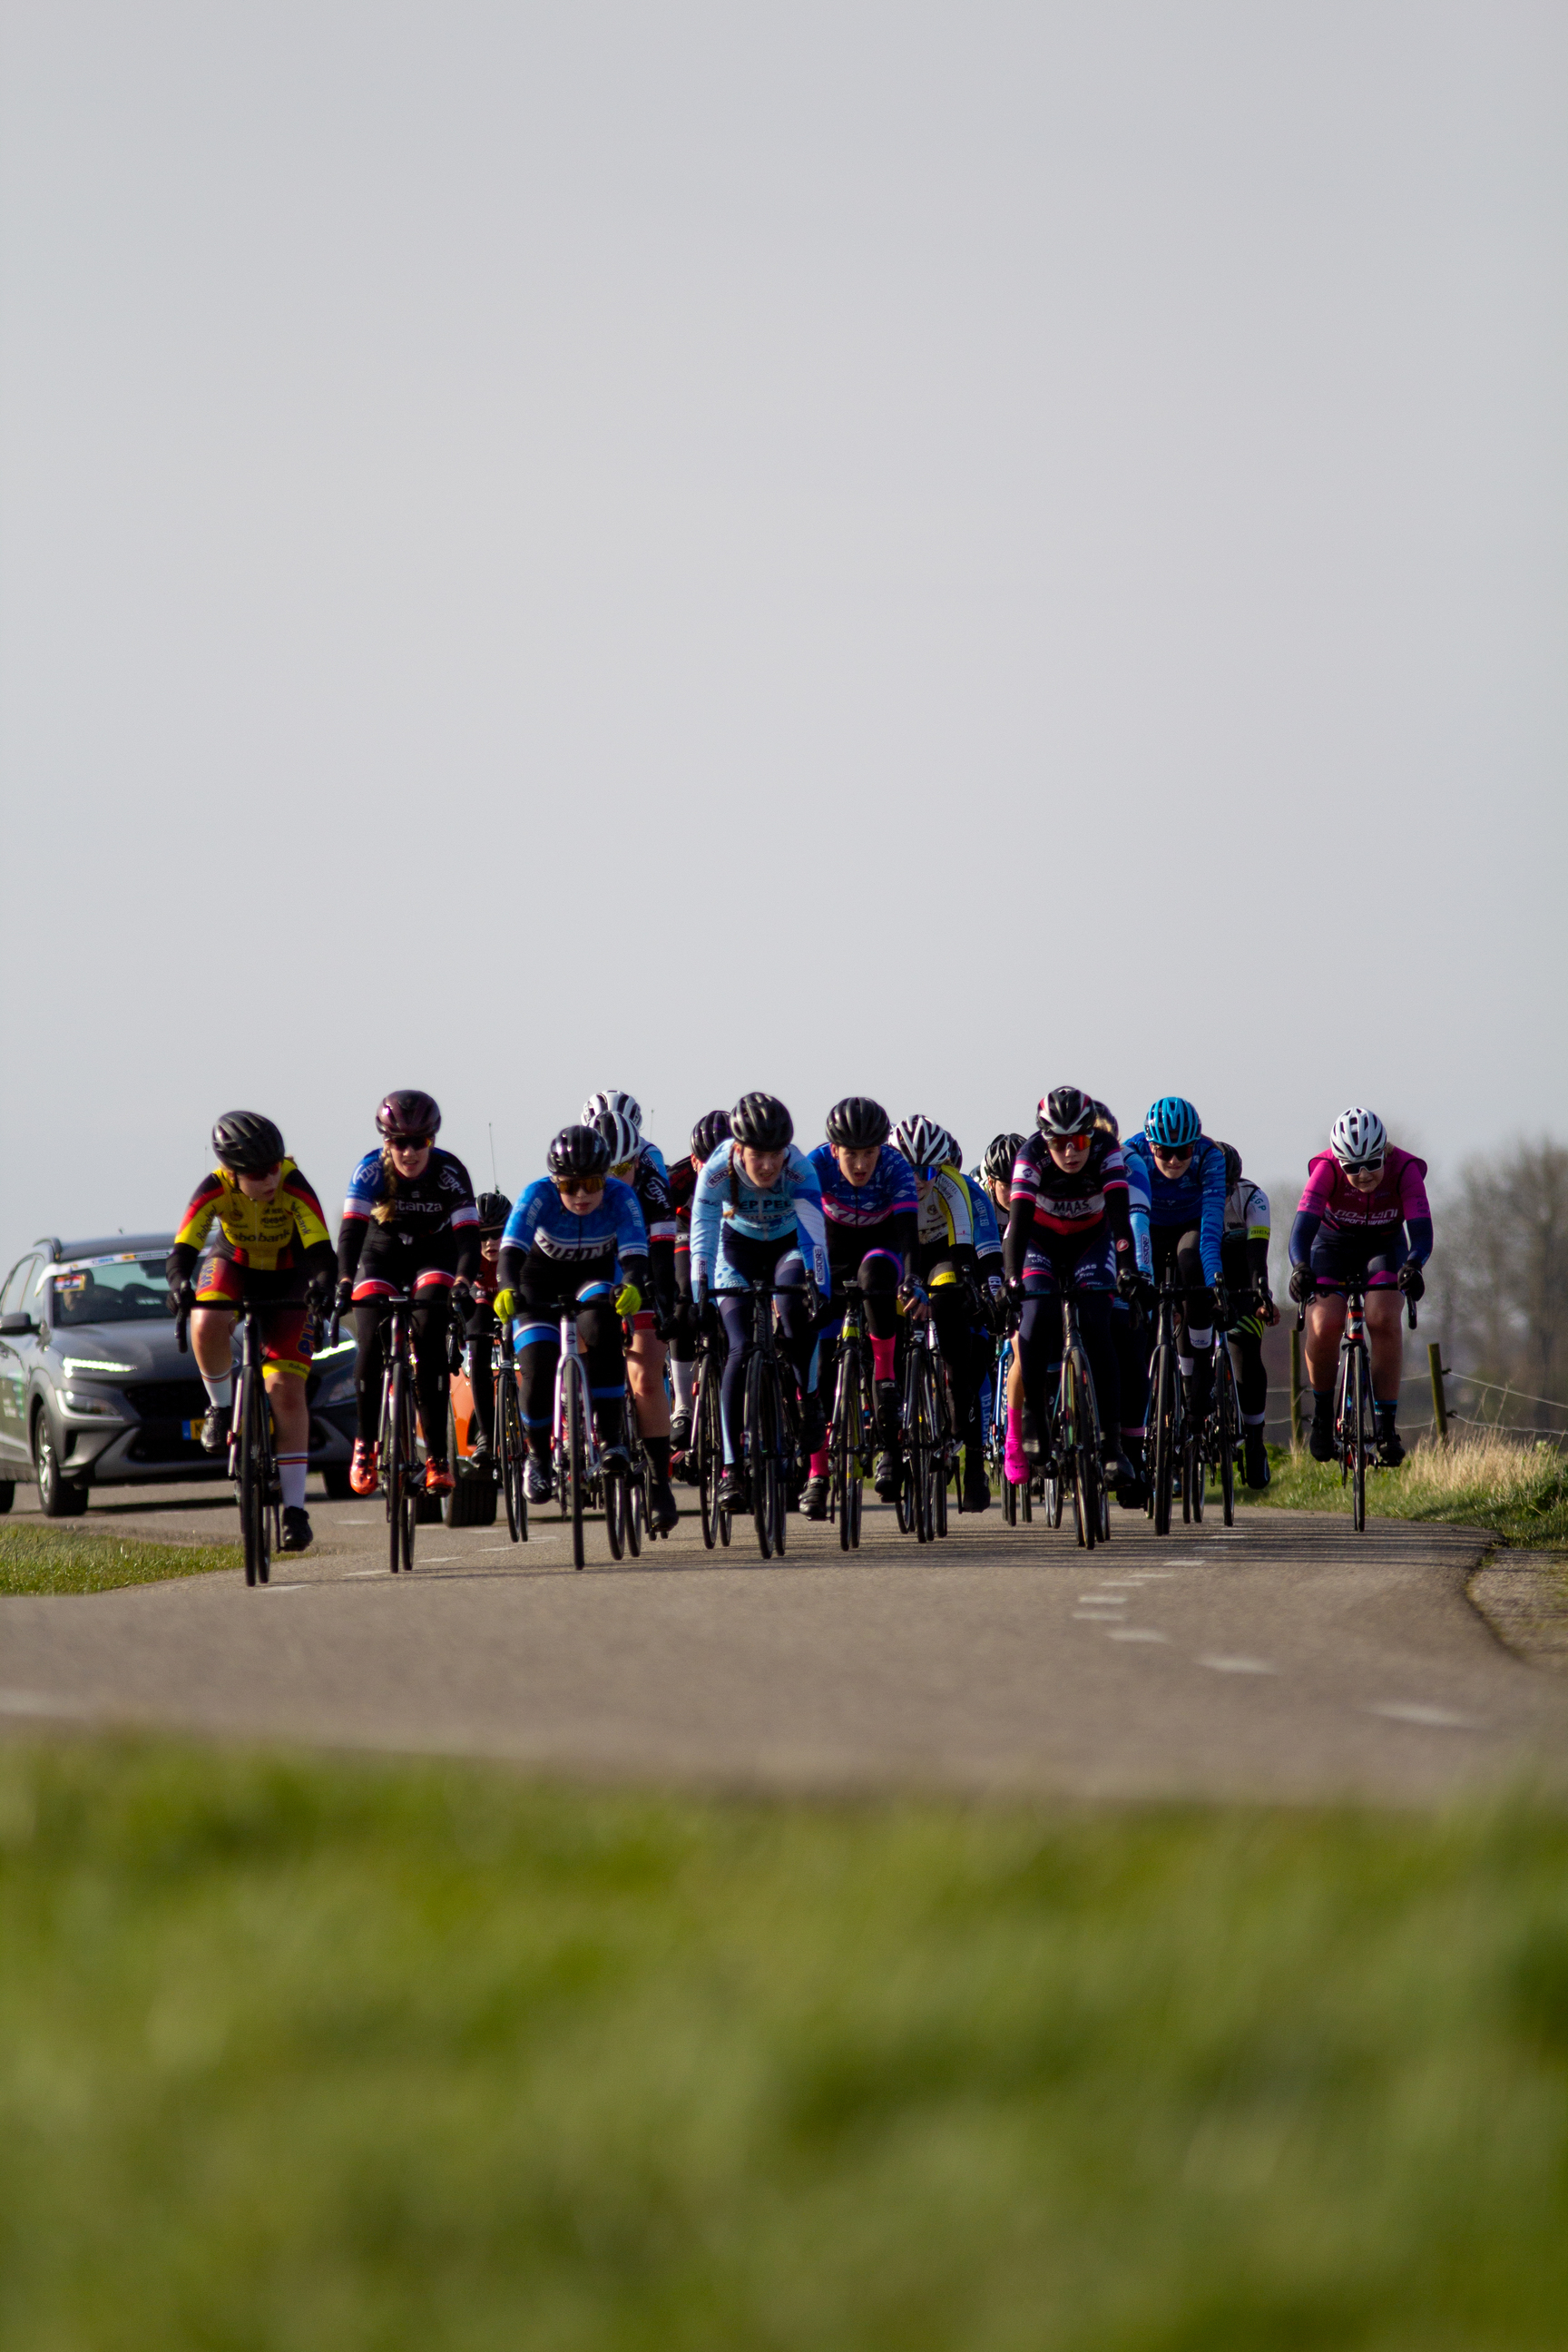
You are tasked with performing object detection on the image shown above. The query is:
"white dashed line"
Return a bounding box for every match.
[1197,1655,1279,1675]
[0,1690,85,1717]
[1368,1702,1484,1731]
[1106,1628,1170,1643]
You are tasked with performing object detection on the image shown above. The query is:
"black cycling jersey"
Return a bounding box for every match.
[338,1145,480,1284]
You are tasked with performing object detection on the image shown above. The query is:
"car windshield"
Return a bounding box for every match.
[49,1256,172,1327]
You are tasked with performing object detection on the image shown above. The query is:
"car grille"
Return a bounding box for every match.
[122,1380,209,1421]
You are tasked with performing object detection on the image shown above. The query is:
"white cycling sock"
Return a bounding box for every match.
[279,1453,308,1511]
[671,1359,696,1414]
[201,1374,232,1409]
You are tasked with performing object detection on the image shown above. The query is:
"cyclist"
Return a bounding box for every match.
[974,1132,1024,1472]
[492,1125,652,1502]
[803,1095,918,1515]
[895,1115,997,1509]
[690,1093,828,1514]
[1219,1144,1276,1487]
[1122,1097,1228,1429]
[1288,1107,1431,1465]
[593,1106,680,1534]
[168,1111,337,1553]
[669,1109,730,1475]
[460,1191,512,1465]
[949,1128,1006,1511]
[337,1091,479,1499]
[1003,1087,1141,1490]
[1103,1103,1155,1504]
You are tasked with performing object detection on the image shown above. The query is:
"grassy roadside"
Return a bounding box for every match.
[1241,1430,1568,1551]
[0,1522,239,1595]
[2,1741,1568,2349]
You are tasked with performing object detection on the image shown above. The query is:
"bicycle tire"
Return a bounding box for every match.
[832,1342,857,1553]
[1216,1343,1238,1527]
[398,1357,419,1572]
[624,1460,643,1557]
[912,1350,937,1544]
[697,1359,720,1551]
[499,1376,527,1543]
[1063,1357,1092,1552]
[1079,1347,1107,1550]
[564,1362,587,1569]
[236,1356,263,1586]
[750,1353,779,1561]
[387,1356,407,1573]
[1151,1341,1175,1537]
[1188,1428,1203,1524]
[1002,1469,1016,1525]
[1351,1344,1367,1533]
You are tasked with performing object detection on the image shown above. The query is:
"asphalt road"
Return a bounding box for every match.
[5,1477,1567,1803]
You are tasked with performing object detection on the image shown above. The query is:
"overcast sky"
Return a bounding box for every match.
[2,1,1563,1252]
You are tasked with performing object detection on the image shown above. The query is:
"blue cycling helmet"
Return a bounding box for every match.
[1144,1096,1201,1150]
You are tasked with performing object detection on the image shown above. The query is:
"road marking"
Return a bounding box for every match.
[1106,1628,1170,1642]
[344,1569,387,1579]
[263,1583,306,1592]
[0,1690,84,1716]
[1368,1702,1484,1731]
[1197,1655,1279,1675]
[1077,1593,1127,1605]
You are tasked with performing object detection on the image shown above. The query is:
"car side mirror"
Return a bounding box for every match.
[0,1312,35,1336]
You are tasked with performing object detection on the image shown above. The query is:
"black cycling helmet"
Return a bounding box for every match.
[475,1190,513,1232]
[826,1095,890,1150]
[1220,1142,1242,1194]
[730,1093,793,1151]
[547,1124,611,1180]
[211,1110,284,1174]
[691,1109,731,1160]
[377,1088,441,1142]
[981,1131,1024,1184]
[1037,1085,1096,1139]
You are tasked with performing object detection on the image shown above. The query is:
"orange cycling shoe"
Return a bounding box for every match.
[423,1456,455,1494]
[349,1440,380,1496]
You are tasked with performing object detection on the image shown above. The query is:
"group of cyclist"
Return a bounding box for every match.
[167,1084,1432,1553]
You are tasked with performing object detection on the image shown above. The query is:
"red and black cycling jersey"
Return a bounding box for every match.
[1004,1132,1132,1280]
[338,1146,480,1284]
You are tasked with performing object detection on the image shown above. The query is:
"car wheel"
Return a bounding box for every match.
[33,1409,89,1517]
[320,1463,353,1501]
[0,1481,14,1514]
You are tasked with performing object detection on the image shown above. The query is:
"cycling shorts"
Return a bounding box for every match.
[192,1252,312,1379]
[1023,1227,1116,1295]
[1308,1228,1407,1292]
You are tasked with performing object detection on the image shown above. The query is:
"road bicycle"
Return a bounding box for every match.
[1142,1262,1192,1538]
[1297,1273,1417,1533]
[825,1282,875,1553]
[720,1279,806,1561]
[897,1298,946,1544]
[342,1289,440,1576]
[1030,1289,1110,1550]
[176,1291,323,1587]
[692,1322,732,1553]
[1193,1294,1244,1527]
[457,1315,529,1543]
[548,1292,637,1570]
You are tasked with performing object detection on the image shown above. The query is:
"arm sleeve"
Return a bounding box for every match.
[496,1192,542,1293]
[967,1181,1003,1259]
[282,1167,332,1256]
[889,1207,918,1279]
[613,1181,651,1265]
[172,1176,224,1261]
[1003,1197,1033,1284]
[689,1165,722,1293]
[790,1167,829,1290]
[1398,1155,1433,1236]
[1199,1146,1226,1284]
[1289,1209,1322,1267]
[649,1236,676,1317]
[338,1153,381,1281]
[1405,1216,1434,1266]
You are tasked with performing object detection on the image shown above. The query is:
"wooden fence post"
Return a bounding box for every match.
[1428,1341,1449,1446]
[1289,1324,1304,1451]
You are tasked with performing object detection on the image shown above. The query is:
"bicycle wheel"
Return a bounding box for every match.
[749,1355,780,1561]
[845,1374,864,1550]
[832,1345,857,1553]
[386,1357,407,1573]
[1151,1344,1176,1537]
[910,1352,937,1544]
[564,1363,587,1570]
[1187,1426,1203,1524]
[1350,1345,1367,1533]
[697,1359,720,1551]
[1080,1349,1107,1550]
[1215,1345,1238,1527]
[236,1360,265,1587]
[499,1376,527,1543]
[397,1359,418,1572]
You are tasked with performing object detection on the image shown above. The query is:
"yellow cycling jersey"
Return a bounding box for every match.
[913,1166,975,1251]
[174,1157,332,1270]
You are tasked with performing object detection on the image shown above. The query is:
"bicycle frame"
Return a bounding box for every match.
[177,1291,317,1587]
[551,1296,603,1572]
[826,1283,874,1553]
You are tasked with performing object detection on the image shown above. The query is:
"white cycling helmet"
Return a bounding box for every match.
[592,1108,640,1171]
[1329,1106,1387,1170]
[583,1088,642,1138]
[896,1113,948,1171]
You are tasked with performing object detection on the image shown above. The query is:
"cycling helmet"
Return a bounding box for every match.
[1037,1086,1096,1139]
[475,1190,513,1233]
[981,1132,1024,1184]
[1144,1095,1201,1151]
[1092,1099,1120,1141]
[826,1095,891,1150]
[937,1130,962,1170]
[1220,1142,1242,1194]
[547,1124,611,1180]
[211,1110,284,1174]
[377,1089,441,1142]
[691,1109,731,1160]
[730,1093,793,1151]
[593,1108,640,1170]
[1329,1106,1386,1170]
[582,1089,642,1138]
[895,1114,947,1171]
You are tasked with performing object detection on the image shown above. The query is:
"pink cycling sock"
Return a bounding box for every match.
[870,1334,897,1384]
[809,1446,830,1479]
[1004,1401,1029,1485]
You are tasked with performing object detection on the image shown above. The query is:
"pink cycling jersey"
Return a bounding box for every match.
[1296,1145,1430,1236]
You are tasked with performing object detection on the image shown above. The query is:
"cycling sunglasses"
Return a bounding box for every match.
[388,1134,434,1152]
[555,1176,605,1198]
[1151,1143,1193,1161]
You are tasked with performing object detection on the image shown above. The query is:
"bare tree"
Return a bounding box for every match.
[1437,1140,1568,1425]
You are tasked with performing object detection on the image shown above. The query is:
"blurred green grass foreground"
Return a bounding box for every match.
[2,1746,1568,2349]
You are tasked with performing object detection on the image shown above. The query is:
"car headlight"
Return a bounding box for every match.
[61,1390,127,1419]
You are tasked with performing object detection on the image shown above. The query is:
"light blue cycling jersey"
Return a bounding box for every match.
[1122,1133,1225,1284]
[501,1176,649,1270]
[689,1142,828,1293]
